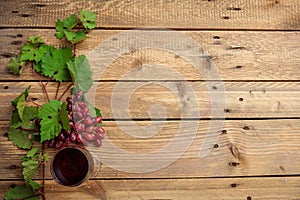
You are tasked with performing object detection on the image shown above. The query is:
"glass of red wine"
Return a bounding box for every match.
[50,146,94,187]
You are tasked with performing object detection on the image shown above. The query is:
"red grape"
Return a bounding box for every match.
[66,97,73,104]
[96,126,105,134]
[75,123,85,133]
[75,90,83,101]
[85,125,94,133]
[55,140,64,149]
[97,132,105,140]
[74,112,83,120]
[48,139,56,148]
[84,116,93,125]
[76,134,83,144]
[96,116,102,124]
[78,102,86,109]
[94,139,102,147]
[69,121,75,130]
[82,107,89,117]
[70,132,77,142]
[58,132,66,141]
[84,133,94,141]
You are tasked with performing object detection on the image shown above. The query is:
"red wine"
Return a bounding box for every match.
[51,147,92,186]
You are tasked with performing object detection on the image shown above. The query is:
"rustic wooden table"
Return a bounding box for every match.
[1,0,300,199]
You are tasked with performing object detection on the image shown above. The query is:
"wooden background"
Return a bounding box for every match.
[1,0,300,199]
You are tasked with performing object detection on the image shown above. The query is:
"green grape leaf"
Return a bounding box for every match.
[10,106,38,130]
[16,94,26,121]
[10,110,21,126]
[79,10,96,29]
[19,43,38,61]
[64,30,86,44]
[22,159,39,183]
[4,185,37,200]
[22,106,39,122]
[7,57,26,75]
[11,86,31,121]
[28,179,43,191]
[33,62,41,73]
[63,14,77,30]
[55,19,65,39]
[26,147,39,158]
[59,102,71,131]
[12,86,30,108]
[38,100,62,142]
[41,46,73,82]
[67,55,93,92]
[35,44,53,63]
[8,128,33,149]
[28,36,44,44]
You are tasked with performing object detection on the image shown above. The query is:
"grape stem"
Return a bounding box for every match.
[27,99,42,107]
[31,63,50,102]
[73,44,76,57]
[17,127,39,132]
[58,83,73,101]
[44,77,53,87]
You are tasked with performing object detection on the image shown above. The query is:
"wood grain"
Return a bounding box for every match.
[1,177,300,200]
[0,0,300,30]
[0,81,299,120]
[1,119,300,179]
[1,29,300,81]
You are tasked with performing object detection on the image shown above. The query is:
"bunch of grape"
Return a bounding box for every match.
[47,90,105,149]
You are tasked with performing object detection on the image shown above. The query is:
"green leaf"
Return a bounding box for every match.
[11,86,31,121]
[79,10,96,29]
[16,94,26,120]
[19,43,38,61]
[27,148,39,158]
[22,159,39,183]
[67,55,93,92]
[12,86,30,107]
[10,110,21,126]
[95,107,102,117]
[38,100,62,142]
[22,106,39,122]
[60,102,70,131]
[7,57,26,75]
[41,46,73,82]
[63,14,77,30]
[8,128,33,149]
[10,106,38,129]
[4,185,36,200]
[55,19,65,39]
[33,62,41,73]
[28,179,43,191]
[28,36,44,44]
[35,44,52,63]
[64,30,86,44]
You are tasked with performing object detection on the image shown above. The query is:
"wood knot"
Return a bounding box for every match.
[228,162,240,166]
[229,145,240,159]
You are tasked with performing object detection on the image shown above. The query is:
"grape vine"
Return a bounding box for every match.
[4,10,103,200]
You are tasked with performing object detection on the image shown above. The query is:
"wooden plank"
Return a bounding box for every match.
[1,119,300,179]
[1,29,300,81]
[1,178,300,200]
[1,177,300,200]
[0,81,300,120]
[0,0,300,30]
